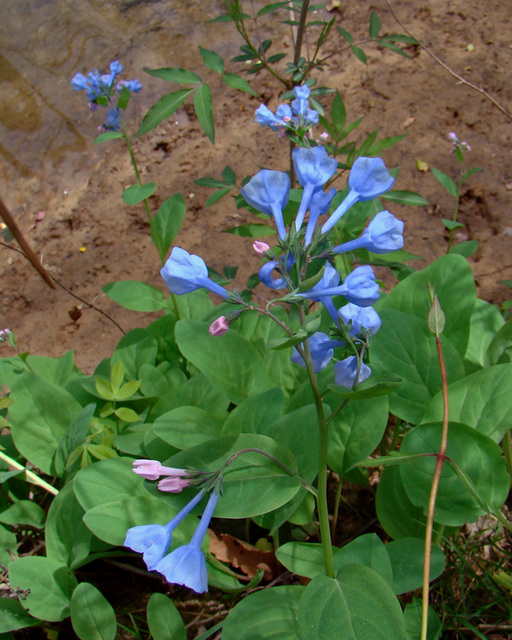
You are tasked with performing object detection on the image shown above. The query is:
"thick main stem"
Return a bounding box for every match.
[421,336,449,640]
[300,306,334,578]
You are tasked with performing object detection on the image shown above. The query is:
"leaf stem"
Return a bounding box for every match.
[0,451,59,495]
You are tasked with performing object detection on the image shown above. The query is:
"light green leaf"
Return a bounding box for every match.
[71,583,116,640]
[122,183,156,206]
[0,501,46,528]
[93,132,122,145]
[153,406,225,449]
[147,593,186,640]
[222,72,258,96]
[8,557,77,622]
[381,190,428,206]
[0,598,38,633]
[431,166,458,197]
[386,537,445,594]
[144,67,202,84]
[369,10,381,37]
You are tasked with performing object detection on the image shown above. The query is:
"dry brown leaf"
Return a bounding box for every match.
[208,531,280,580]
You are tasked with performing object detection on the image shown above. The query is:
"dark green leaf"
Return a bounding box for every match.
[147,593,186,640]
[365,134,406,154]
[330,90,346,132]
[222,223,275,237]
[462,166,483,182]
[144,67,202,84]
[369,11,381,37]
[71,583,117,640]
[116,86,131,110]
[222,73,258,96]
[351,46,368,64]
[151,193,186,263]
[337,27,353,43]
[431,167,458,197]
[206,187,231,207]
[222,166,236,186]
[136,89,194,137]
[442,219,465,230]
[194,177,228,188]
[267,53,287,64]
[257,1,290,16]
[194,84,215,144]
[103,281,166,312]
[377,40,412,59]
[449,240,478,257]
[199,46,224,74]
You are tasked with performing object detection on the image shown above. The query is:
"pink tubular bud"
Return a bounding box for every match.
[132,459,189,481]
[253,241,270,256]
[157,477,191,493]
[209,316,230,337]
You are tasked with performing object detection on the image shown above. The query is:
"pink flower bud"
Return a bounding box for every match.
[132,459,189,481]
[209,316,229,337]
[253,241,270,256]
[282,116,292,123]
[157,477,191,493]
[319,132,329,141]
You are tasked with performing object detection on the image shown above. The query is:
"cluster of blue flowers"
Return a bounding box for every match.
[255,85,319,137]
[161,141,403,388]
[71,60,142,131]
[124,460,219,593]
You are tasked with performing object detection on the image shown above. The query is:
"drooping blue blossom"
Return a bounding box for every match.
[291,332,344,372]
[298,263,340,324]
[124,490,205,570]
[161,247,231,299]
[104,108,122,131]
[155,490,219,593]
[321,157,396,234]
[241,170,290,240]
[259,254,295,290]
[332,211,404,255]
[300,264,379,316]
[338,303,381,337]
[334,356,372,388]
[291,85,319,127]
[255,103,293,131]
[117,79,143,94]
[293,147,338,231]
[304,187,337,247]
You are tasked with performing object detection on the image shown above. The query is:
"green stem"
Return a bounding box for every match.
[421,335,449,640]
[299,305,335,578]
[0,451,59,495]
[446,166,463,254]
[502,431,512,487]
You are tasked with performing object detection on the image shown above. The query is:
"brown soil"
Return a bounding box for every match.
[1,0,511,373]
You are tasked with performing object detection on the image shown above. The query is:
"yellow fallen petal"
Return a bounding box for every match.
[416,159,429,172]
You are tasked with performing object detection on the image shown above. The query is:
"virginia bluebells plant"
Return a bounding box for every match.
[255,84,319,138]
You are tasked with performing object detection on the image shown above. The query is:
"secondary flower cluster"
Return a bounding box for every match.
[255,85,319,138]
[71,60,142,131]
[125,459,219,593]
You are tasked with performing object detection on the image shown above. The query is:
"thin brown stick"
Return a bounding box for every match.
[385,0,512,121]
[0,240,125,334]
[0,195,56,288]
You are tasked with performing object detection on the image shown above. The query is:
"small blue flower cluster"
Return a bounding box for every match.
[71,60,142,131]
[125,488,219,594]
[255,85,319,136]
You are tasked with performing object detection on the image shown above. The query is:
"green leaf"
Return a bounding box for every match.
[299,567,407,640]
[199,46,224,74]
[330,90,346,132]
[222,388,284,435]
[371,310,464,424]
[71,583,116,640]
[103,280,166,312]
[153,406,224,449]
[122,183,156,205]
[369,10,381,37]
[194,84,214,143]
[0,599,38,633]
[422,364,512,441]
[378,254,476,357]
[327,395,389,476]
[114,407,140,423]
[464,299,505,371]
[337,27,353,43]
[222,73,258,96]
[95,377,114,400]
[9,374,82,474]
[206,187,231,207]
[93,132,122,145]
[222,165,236,186]
[8,557,77,622]
[462,166,483,182]
[0,525,18,568]
[351,46,367,64]
[386,538,445,594]
[115,379,141,400]
[110,361,125,395]
[223,223,275,237]
[0,501,46,528]
[449,240,478,257]
[151,194,186,263]
[327,375,402,400]
[431,166,458,197]
[116,86,131,110]
[257,1,289,17]
[485,316,512,366]
[400,422,510,525]
[222,586,303,640]
[137,89,194,137]
[147,594,186,640]
[54,403,96,478]
[441,218,465,230]
[381,190,428,206]
[111,328,159,380]
[46,483,92,569]
[377,40,413,59]
[404,599,443,640]
[164,434,301,518]
[175,320,273,404]
[144,67,202,84]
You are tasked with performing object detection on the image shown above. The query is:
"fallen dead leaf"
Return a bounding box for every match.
[209,531,280,580]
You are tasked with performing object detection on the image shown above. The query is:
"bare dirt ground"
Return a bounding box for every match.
[1,0,511,373]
